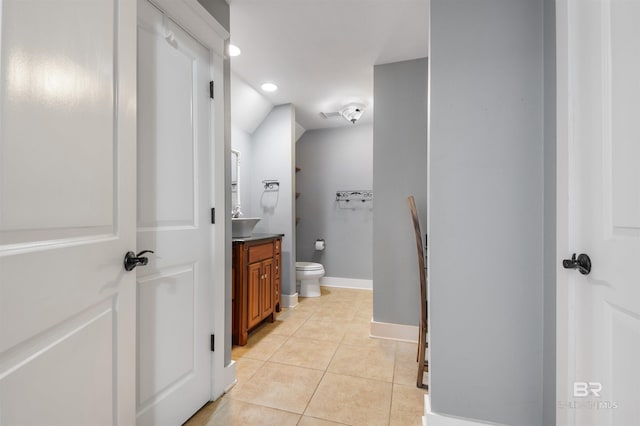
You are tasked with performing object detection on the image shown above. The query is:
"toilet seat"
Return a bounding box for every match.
[296,262,323,271]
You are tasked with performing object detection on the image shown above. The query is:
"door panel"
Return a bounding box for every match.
[0,0,115,245]
[137,14,196,230]
[137,266,197,406]
[248,262,262,328]
[0,0,137,424]
[566,0,640,424]
[610,0,640,231]
[261,260,274,316]
[136,1,213,424]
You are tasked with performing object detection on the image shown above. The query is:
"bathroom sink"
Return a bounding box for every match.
[232,217,262,238]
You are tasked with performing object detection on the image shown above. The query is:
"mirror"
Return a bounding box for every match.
[231,149,242,216]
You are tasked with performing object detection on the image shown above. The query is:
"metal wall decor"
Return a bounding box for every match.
[262,180,280,191]
[335,190,373,203]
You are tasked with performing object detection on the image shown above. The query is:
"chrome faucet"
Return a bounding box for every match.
[231,205,243,218]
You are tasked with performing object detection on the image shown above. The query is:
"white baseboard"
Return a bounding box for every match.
[223,360,237,394]
[424,395,506,426]
[370,319,419,343]
[320,276,373,290]
[281,292,298,308]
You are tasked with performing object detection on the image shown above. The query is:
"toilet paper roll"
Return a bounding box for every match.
[315,240,325,250]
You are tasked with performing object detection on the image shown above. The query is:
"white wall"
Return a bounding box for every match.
[230,73,273,135]
[373,58,428,327]
[250,105,296,296]
[296,125,373,280]
[429,1,545,424]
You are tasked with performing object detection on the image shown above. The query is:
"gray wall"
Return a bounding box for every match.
[543,0,556,424]
[197,0,229,32]
[250,105,296,296]
[373,58,428,326]
[296,125,373,279]
[429,1,544,425]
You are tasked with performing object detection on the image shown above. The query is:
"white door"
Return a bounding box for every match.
[0,0,137,425]
[136,1,213,424]
[559,0,640,424]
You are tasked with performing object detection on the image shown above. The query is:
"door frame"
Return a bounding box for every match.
[145,0,230,400]
[556,0,576,424]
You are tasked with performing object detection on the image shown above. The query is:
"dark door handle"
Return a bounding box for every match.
[124,250,154,271]
[562,253,591,275]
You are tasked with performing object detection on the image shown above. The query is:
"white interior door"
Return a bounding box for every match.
[560,0,640,424]
[0,0,137,425]
[136,1,213,424]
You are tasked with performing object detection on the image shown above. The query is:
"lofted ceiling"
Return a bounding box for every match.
[228,0,428,131]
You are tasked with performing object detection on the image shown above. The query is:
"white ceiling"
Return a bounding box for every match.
[228,0,428,131]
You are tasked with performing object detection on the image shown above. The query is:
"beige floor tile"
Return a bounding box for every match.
[352,308,373,322]
[297,416,348,425]
[257,315,308,337]
[393,341,427,386]
[309,307,357,322]
[396,341,418,357]
[232,332,288,361]
[270,336,339,370]
[391,383,428,414]
[183,398,228,426]
[344,320,370,335]
[304,372,392,426]
[394,357,419,386]
[294,319,348,343]
[228,361,323,414]
[233,357,265,382]
[389,409,423,426]
[194,398,300,426]
[328,343,395,382]
[341,320,396,349]
[341,329,396,350]
[296,296,326,309]
[279,306,317,320]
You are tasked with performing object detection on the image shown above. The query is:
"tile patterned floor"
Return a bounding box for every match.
[185,287,427,426]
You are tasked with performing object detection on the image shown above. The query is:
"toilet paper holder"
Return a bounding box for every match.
[315,239,326,250]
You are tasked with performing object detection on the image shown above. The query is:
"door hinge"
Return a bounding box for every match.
[211,208,215,224]
[210,334,215,352]
[209,81,214,99]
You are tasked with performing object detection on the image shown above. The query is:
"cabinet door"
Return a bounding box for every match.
[261,259,274,318]
[247,262,262,329]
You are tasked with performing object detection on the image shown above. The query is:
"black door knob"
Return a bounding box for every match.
[124,250,154,271]
[562,253,591,275]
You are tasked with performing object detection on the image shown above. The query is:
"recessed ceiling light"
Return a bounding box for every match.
[261,82,278,92]
[228,44,241,57]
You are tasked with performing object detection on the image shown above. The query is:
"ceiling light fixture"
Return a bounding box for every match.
[261,82,278,92]
[340,103,366,124]
[228,44,241,57]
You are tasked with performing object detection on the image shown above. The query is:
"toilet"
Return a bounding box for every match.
[296,262,325,297]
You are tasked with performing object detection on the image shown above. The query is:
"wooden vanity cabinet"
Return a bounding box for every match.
[232,235,282,345]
